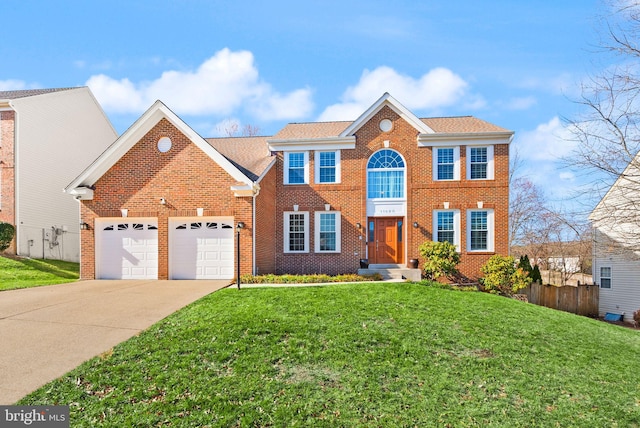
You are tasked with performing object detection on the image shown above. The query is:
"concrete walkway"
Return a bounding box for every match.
[0,279,230,404]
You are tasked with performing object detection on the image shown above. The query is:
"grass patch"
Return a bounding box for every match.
[0,256,79,291]
[240,272,383,284]
[20,282,640,426]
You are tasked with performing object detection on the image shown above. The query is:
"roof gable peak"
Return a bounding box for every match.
[339,92,434,137]
[65,100,254,193]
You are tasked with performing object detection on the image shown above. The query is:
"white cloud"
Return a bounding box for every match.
[86,48,313,121]
[0,79,29,91]
[514,116,576,162]
[514,117,588,205]
[318,66,468,121]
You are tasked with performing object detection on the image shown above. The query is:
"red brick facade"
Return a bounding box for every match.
[79,118,255,280]
[273,106,509,278]
[0,110,16,253]
[74,95,511,281]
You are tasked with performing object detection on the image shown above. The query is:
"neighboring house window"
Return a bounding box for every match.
[367,149,405,199]
[433,210,460,249]
[433,147,460,181]
[284,151,309,184]
[600,267,612,288]
[284,211,309,253]
[315,151,341,184]
[315,211,341,253]
[467,146,494,180]
[467,209,494,252]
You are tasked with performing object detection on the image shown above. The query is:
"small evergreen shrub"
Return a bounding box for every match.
[518,255,533,277]
[531,264,543,284]
[481,255,532,296]
[418,240,460,280]
[0,222,15,252]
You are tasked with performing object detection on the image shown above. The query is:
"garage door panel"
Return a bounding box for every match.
[170,218,235,280]
[96,218,158,280]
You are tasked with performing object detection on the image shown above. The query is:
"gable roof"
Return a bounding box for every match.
[340,92,434,136]
[65,101,259,194]
[269,93,513,149]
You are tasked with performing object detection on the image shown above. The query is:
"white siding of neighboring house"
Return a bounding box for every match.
[593,234,640,322]
[11,88,117,262]
[590,157,640,323]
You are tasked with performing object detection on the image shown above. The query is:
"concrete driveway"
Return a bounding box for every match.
[0,279,230,404]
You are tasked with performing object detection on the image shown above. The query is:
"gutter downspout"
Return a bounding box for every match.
[252,184,260,275]
[8,100,20,256]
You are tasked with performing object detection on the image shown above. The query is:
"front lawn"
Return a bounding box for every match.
[0,256,79,290]
[20,282,640,426]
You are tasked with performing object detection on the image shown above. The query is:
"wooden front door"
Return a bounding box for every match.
[367,217,403,264]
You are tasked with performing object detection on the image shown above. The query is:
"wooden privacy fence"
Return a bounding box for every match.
[517,282,599,317]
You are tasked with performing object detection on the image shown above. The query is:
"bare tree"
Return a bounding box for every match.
[217,120,261,137]
[565,1,640,253]
[509,176,547,249]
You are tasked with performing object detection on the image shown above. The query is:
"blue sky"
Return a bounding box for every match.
[1,0,609,210]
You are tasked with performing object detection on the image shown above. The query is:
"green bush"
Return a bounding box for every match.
[531,264,543,284]
[518,255,533,277]
[418,240,460,280]
[481,255,532,296]
[0,222,15,252]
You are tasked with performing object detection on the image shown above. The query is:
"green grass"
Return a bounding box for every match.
[0,256,79,290]
[20,283,640,426]
[240,272,383,283]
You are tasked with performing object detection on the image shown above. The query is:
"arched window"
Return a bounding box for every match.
[367,149,405,199]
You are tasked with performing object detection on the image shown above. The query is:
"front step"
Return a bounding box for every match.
[358,266,422,282]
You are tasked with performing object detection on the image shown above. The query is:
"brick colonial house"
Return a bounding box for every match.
[0,88,117,261]
[66,93,512,280]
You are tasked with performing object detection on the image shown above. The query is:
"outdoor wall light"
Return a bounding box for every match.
[160,198,166,205]
[413,222,419,228]
[80,222,90,230]
[237,222,245,229]
[356,222,362,229]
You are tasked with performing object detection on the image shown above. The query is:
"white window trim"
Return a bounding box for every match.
[600,266,612,288]
[284,211,309,253]
[284,151,309,185]
[314,211,341,253]
[314,150,341,184]
[466,145,494,180]
[433,209,461,250]
[466,209,494,252]
[433,146,460,181]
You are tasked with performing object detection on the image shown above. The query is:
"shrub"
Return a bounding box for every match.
[518,255,533,277]
[481,255,532,296]
[0,222,15,252]
[418,240,460,280]
[531,264,543,284]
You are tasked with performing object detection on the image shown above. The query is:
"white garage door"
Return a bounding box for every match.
[95,218,158,279]
[169,218,235,279]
